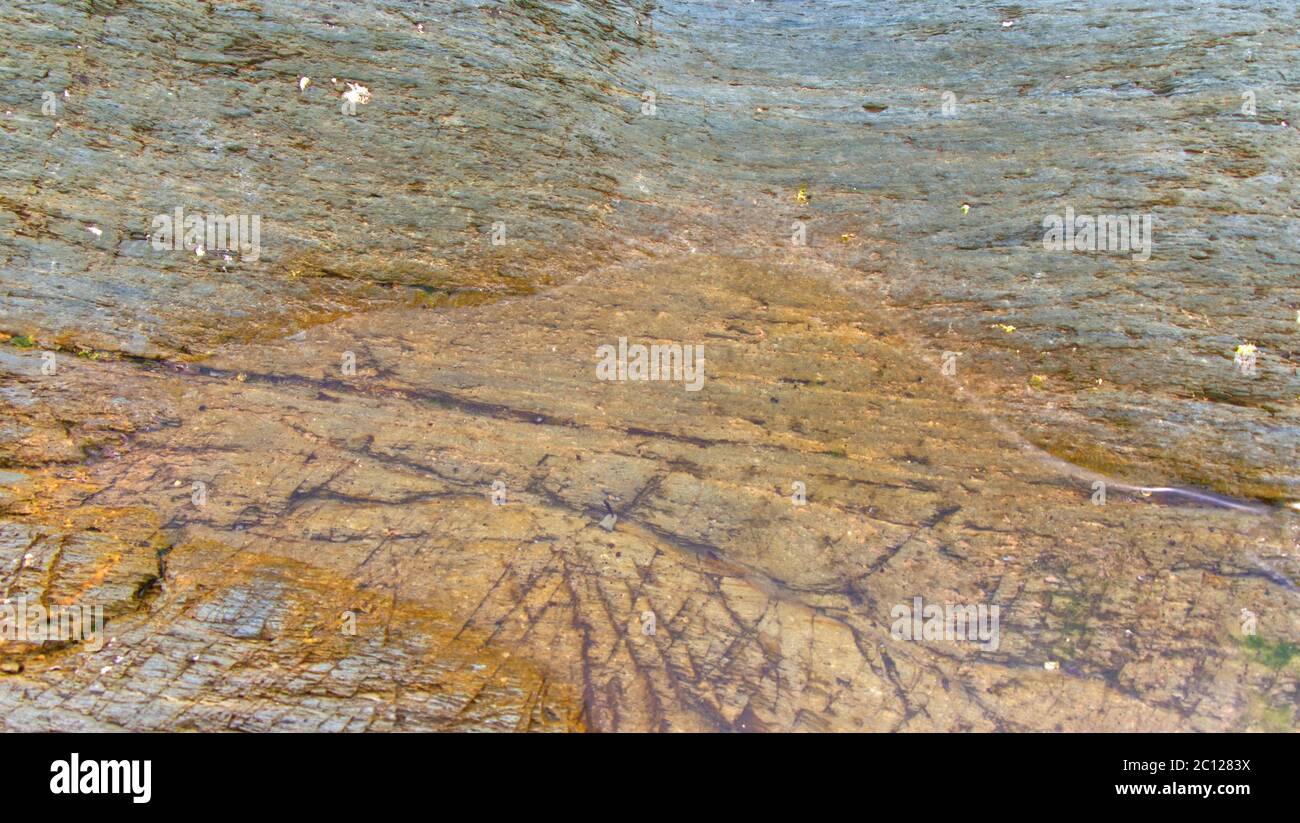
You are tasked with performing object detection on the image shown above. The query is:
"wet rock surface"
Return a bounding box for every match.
[3,257,1297,730]
[0,1,1297,730]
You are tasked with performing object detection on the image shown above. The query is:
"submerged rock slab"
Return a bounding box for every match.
[0,471,163,664]
[1,256,1294,730]
[0,0,1297,730]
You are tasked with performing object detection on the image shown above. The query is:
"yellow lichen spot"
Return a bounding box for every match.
[795,185,810,205]
[1029,374,1046,389]
[961,203,970,214]
[993,324,1016,333]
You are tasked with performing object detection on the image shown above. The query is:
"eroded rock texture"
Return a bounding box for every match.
[0,1,1297,730]
[3,258,1297,730]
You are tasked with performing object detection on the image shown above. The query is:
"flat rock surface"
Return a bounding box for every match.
[2,257,1297,730]
[0,1,1297,730]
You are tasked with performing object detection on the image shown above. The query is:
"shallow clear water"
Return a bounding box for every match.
[0,0,1297,732]
[3,0,1294,498]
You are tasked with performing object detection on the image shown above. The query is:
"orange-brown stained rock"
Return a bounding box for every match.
[1,471,165,662]
[3,0,1298,732]
[4,536,584,732]
[2,256,1294,731]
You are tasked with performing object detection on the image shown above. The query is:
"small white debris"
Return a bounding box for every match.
[62,89,70,99]
[195,246,205,258]
[86,225,102,237]
[1044,660,1059,671]
[1001,20,1015,27]
[342,82,372,107]
[416,23,424,33]
[298,76,311,92]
